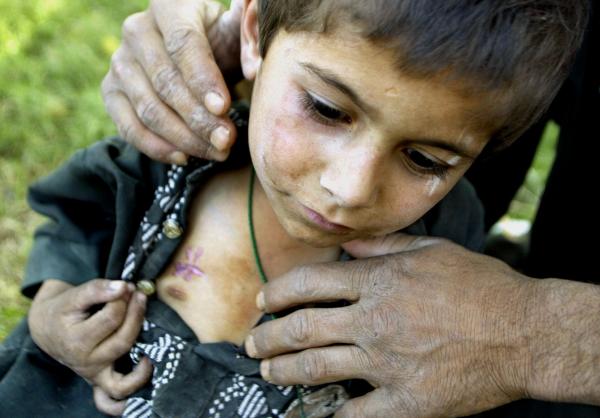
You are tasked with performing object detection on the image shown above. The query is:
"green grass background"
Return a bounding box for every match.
[0,0,148,340]
[0,0,554,341]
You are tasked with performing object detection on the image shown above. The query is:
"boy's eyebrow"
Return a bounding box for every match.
[300,62,377,115]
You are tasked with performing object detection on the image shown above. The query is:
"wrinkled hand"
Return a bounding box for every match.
[28,279,152,416]
[245,235,536,418]
[102,0,243,164]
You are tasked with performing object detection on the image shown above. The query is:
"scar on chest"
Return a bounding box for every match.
[173,246,206,281]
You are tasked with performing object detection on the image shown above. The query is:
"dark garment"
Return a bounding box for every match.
[1,105,485,417]
[466,3,600,417]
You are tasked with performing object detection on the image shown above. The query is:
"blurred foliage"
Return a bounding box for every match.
[0,0,146,340]
[507,122,559,221]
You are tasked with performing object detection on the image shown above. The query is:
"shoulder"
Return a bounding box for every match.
[29,137,168,202]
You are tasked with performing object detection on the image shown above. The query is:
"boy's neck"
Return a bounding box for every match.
[246,165,341,280]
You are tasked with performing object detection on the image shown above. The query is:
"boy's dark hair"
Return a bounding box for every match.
[257,0,589,148]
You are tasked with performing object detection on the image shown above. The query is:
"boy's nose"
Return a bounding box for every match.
[319,148,380,208]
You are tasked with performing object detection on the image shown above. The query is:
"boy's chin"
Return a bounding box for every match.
[284,224,357,248]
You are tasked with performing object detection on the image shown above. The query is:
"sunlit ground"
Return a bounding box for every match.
[0,0,554,340]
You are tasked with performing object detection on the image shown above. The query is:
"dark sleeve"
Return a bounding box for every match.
[22,137,165,298]
[424,178,486,252]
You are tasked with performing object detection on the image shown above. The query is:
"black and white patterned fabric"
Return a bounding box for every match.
[121,302,348,418]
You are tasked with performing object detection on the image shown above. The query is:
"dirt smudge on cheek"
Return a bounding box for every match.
[263,115,307,183]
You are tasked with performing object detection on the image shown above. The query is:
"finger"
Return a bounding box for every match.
[96,358,154,401]
[94,292,147,361]
[108,52,228,161]
[93,386,127,416]
[123,13,237,152]
[80,298,129,345]
[68,279,131,313]
[341,233,443,258]
[246,307,356,358]
[260,262,366,313]
[334,388,396,418]
[261,346,370,386]
[103,86,189,165]
[152,1,233,116]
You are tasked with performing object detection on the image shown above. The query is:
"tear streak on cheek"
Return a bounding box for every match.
[426,176,442,197]
[448,156,463,166]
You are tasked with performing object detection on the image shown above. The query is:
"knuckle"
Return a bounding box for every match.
[298,351,327,382]
[101,72,117,98]
[359,258,398,298]
[118,122,140,148]
[109,51,129,82]
[151,65,180,102]
[137,99,162,127]
[287,311,314,346]
[358,304,398,344]
[122,12,145,39]
[346,258,386,294]
[164,28,195,59]
[188,107,219,139]
[290,265,318,300]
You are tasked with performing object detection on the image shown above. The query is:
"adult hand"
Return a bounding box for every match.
[245,235,537,418]
[28,279,152,416]
[102,0,243,164]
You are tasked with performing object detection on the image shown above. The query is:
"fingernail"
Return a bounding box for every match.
[108,281,125,292]
[256,291,265,310]
[260,360,271,382]
[245,335,257,358]
[169,151,188,166]
[204,92,226,115]
[210,126,231,151]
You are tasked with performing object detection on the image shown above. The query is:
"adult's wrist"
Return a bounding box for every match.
[479,270,538,403]
[524,277,600,405]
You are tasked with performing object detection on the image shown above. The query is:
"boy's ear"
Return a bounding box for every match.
[240,0,261,81]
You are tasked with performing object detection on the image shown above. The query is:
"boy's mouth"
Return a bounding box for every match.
[300,204,353,233]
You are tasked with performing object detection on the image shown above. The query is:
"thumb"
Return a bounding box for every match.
[68,279,132,312]
[334,388,398,418]
[342,233,441,258]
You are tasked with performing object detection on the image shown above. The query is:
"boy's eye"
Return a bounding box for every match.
[302,92,352,125]
[404,148,449,179]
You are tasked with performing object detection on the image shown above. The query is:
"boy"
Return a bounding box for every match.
[0,0,587,417]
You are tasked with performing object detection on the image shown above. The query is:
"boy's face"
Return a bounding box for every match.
[244,25,493,247]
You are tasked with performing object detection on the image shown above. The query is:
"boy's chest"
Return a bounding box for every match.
[154,167,339,345]
[156,168,263,345]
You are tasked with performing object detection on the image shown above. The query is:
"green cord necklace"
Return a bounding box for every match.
[248,169,307,418]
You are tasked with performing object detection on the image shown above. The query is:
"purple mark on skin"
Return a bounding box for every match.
[174,247,205,281]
